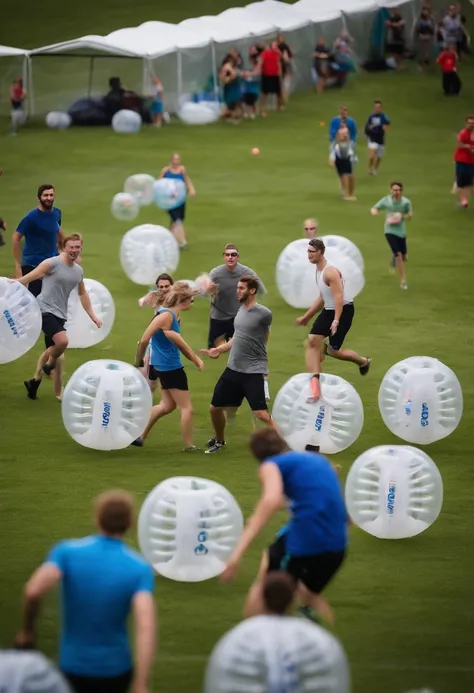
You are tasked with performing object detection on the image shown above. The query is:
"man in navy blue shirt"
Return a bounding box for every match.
[364,100,390,175]
[221,428,348,626]
[13,184,64,297]
[15,490,156,693]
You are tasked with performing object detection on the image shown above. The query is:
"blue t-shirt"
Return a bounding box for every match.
[17,207,62,268]
[365,112,390,145]
[47,535,154,677]
[329,116,357,142]
[264,452,348,556]
[150,307,182,372]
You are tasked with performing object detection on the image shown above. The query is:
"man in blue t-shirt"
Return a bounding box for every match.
[15,490,156,693]
[364,100,390,175]
[221,429,348,626]
[13,184,64,297]
[329,105,357,144]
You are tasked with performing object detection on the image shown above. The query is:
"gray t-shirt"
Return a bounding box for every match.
[37,255,84,319]
[227,303,272,374]
[209,263,266,320]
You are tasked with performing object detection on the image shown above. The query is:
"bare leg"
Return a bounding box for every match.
[171,220,186,247]
[45,332,68,370]
[368,149,376,172]
[170,389,195,448]
[298,583,335,626]
[327,345,368,367]
[260,94,268,117]
[305,334,324,402]
[374,155,381,171]
[210,405,226,441]
[243,551,269,618]
[53,354,65,399]
[395,252,406,285]
[34,349,49,381]
[141,390,176,439]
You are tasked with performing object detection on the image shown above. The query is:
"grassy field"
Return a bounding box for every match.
[1,2,474,693]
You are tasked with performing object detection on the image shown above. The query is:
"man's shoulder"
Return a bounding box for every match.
[51,535,97,555]
[255,303,272,317]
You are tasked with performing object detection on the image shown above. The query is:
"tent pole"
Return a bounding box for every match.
[87,57,94,98]
[211,41,218,100]
[22,55,29,116]
[27,55,35,116]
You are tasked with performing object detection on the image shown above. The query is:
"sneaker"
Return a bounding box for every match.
[183,445,201,452]
[204,440,226,455]
[42,363,55,377]
[359,358,372,376]
[400,281,408,290]
[130,437,144,447]
[24,379,40,400]
[206,436,217,448]
[297,605,321,624]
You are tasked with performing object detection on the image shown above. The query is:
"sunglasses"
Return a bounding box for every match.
[224,252,238,257]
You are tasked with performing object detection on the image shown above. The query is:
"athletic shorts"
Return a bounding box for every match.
[368,141,385,157]
[148,364,159,382]
[41,312,66,349]
[151,366,188,391]
[64,670,132,693]
[225,99,241,111]
[243,93,258,106]
[168,204,186,223]
[211,367,267,411]
[310,303,354,351]
[335,158,353,176]
[267,533,346,595]
[385,233,407,256]
[386,42,405,55]
[21,265,42,298]
[261,75,281,96]
[208,317,235,348]
[455,162,474,189]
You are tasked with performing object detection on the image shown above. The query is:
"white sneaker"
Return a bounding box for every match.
[400,281,408,290]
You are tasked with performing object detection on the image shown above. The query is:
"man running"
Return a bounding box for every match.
[12,184,64,296]
[202,275,273,454]
[370,181,413,289]
[295,238,371,402]
[365,100,390,175]
[221,428,348,626]
[453,114,474,209]
[18,234,102,400]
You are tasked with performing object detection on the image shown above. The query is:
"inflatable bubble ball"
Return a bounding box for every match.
[272,372,364,454]
[345,445,443,540]
[0,278,42,365]
[65,279,115,349]
[178,102,220,126]
[124,174,155,206]
[112,109,142,134]
[61,359,152,451]
[120,224,180,286]
[153,178,187,212]
[205,615,350,693]
[324,248,365,299]
[319,234,364,273]
[378,356,463,445]
[45,111,72,130]
[111,192,139,222]
[138,476,244,582]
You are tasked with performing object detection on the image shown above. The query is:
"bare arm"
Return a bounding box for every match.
[16,563,62,644]
[17,259,52,286]
[296,296,324,325]
[158,166,168,180]
[326,267,344,323]
[57,228,65,250]
[182,167,196,196]
[78,280,102,326]
[134,312,172,366]
[12,231,23,278]
[163,330,203,369]
[132,592,156,691]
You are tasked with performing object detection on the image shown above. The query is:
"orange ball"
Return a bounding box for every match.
[319,121,325,127]
[251,147,260,156]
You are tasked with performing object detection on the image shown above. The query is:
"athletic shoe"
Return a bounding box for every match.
[204,440,225,454]
[24,379,40,400]
[400,281,408,290]
[359,358,372,376]
[183,445,201,452]
[130,437,144,447]
[42,363,54,377]
[389,255,396,273]
[297,605,322,624]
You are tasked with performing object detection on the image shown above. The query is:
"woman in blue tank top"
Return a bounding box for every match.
[159,152,196,249]
[133,282,204,451]
[221,428,348,626]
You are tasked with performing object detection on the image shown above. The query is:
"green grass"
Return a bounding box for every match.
[1,3,474,693]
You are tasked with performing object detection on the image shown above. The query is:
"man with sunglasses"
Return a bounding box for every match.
[205,243,266,349]
[303,218,318,238]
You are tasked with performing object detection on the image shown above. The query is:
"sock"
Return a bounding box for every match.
[310,374,321,399]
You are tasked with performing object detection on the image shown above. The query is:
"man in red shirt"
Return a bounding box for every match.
[259,41,283,117]
[437,43,461,96]
[454,115,474,208]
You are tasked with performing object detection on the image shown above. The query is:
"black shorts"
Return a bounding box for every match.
[208,317,235,348]
[386,42,405,55]
[261,75,281,95]
[41,312,66,349]
[267,533,346,595]
[211,367,267,411]
[148,364,159,381]
[153,366,188,391]
[385,233,407,256]
[22,264,42,298]
[225,99,241,111]
[168,203,186,223]
[455,162,474,189]
[310,303,354,351]
[243,93,258,106]
[335,158,353,176]
[64,669,132,693]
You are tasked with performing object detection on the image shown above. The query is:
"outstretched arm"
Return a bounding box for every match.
[17,259,52,286]
[296,296,324,326]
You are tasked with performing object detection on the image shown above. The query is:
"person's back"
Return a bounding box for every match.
[49,534,153,678]
[150,307,182,371]
[271,451,348,555]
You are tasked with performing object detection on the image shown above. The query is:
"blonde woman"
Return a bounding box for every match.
[159,153,196,249]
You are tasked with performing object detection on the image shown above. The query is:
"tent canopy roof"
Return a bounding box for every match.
[0,44,28,57]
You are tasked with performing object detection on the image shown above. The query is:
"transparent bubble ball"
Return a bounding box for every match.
[120,224,180,286]
[111,192,139,222]
[61,359,152,450]
[345,445,443,539]
[124,174,155,206]
[138,476,244,582]
[153,178,187,211]
[65,279,115,349]
[205,615,351,693]
[178,102,220,126]
[378,356,463,445]
[0,278,42,364]
[45,111,72,130]
[319,234,364,273]
[111,109,141,134]
[272,372,364,454]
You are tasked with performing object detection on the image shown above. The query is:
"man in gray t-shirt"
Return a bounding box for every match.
[202,274,275,455]
[18,233,101,400]
[206,243,266,348]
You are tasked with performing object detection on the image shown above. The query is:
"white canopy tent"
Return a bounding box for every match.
[1,0,426,116]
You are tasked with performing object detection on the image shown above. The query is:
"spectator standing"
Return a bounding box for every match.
[242,47,261,119]
[453,115,474,209]
[413,6,436,69]
[440,4,466,55]
[259,41,284,117]
[219,56,242,123]
[277,34,293,102]
[9,76,26,135]
[15,490,156,693]
[385,8,406,68]
[437,43,461,95]
[312,38,332,93]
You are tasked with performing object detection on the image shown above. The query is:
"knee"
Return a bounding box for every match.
[162,404,176,415]
[54,334,68,350]
[181,406,193,417]
[209,404,221,415]
[307,336,320,350]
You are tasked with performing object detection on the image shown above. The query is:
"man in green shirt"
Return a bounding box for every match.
[370,181,412,290]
